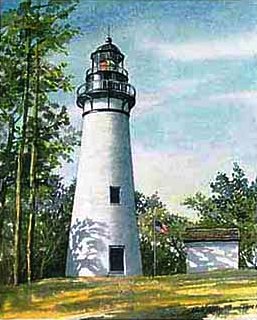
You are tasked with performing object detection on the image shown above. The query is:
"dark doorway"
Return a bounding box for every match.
[109,246,125,273]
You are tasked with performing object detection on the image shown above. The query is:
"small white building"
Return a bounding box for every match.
[184,228,240,273]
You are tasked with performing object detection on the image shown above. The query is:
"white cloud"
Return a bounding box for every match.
[189,90,257,111]
[141,32,257,61]
[208,90,257,105]
[133,78,209,118]
[133,90,166,118]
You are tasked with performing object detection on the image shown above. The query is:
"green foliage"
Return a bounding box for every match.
[0,176,75,283]
[136,192,189,275]
[0,0,80,284]
[33,177,75,279]
[184,163,257,268]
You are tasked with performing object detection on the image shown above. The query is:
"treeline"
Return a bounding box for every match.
[184,163,257,269]
[136,192,189,276]
[139,163,257,275]
[0,0,80,285]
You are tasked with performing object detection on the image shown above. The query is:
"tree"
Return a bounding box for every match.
[136,192,189,275]
[184,163,257,268]
[0,0,79,284]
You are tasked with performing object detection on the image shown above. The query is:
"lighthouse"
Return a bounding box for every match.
[66,37,142,276]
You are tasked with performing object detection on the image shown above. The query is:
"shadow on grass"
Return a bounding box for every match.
[32,280,100,298]
[0,285,35,314]
[1,270,257,318]
[0,280,111,314]
[79,303,257,320]
[55,286,257,320]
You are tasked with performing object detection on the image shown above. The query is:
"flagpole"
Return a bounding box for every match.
[153,207,157,277]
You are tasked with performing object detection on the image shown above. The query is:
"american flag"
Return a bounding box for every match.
[154,220,169,234]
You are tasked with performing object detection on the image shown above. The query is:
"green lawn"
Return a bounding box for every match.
[0,269,257,319]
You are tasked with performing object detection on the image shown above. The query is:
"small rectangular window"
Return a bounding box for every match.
[110,186,120,204]
[109,245,124,273]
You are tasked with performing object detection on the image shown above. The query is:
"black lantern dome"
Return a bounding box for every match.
[76,37,136,115]
[91,37,124,67]
[94,37,122,55]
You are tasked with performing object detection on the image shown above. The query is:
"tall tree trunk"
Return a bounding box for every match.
[0,114,15,283]
[0,116,15,282]
[27,38,40,284]
[13,26,32,286]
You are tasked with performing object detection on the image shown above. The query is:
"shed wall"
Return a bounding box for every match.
[186,241,239,273]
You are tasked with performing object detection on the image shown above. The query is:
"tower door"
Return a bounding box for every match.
[109,246,125,274]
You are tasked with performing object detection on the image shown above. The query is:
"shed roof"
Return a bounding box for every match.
[183,228,240,243]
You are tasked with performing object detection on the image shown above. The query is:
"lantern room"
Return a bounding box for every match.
[90,36,125,75]
[76,37,135,112]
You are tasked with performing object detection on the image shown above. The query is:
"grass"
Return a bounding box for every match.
[0,269,257,319]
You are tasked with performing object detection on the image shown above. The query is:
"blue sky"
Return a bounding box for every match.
[3,0,257,217]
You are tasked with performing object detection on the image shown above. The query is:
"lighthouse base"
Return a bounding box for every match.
[66,216,142,277]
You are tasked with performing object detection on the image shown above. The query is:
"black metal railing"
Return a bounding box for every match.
[77,79,136,99]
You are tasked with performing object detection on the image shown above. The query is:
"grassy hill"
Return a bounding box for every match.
[0,269,257,319]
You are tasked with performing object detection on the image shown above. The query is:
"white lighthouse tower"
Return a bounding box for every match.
[66,37,142,276]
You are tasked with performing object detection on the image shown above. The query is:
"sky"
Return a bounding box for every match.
[3,0,257,218]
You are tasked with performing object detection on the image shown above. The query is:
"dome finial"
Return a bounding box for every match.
[106,25,112,43]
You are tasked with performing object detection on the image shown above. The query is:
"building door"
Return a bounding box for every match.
[109,246,125,274]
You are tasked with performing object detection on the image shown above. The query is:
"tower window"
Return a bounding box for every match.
[109,245,125,273]
[110,186,120,204]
